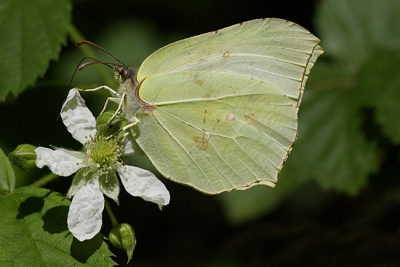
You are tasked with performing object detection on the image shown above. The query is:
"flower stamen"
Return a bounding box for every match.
[83,135,124,175]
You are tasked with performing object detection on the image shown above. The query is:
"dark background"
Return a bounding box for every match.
[72,0,318,40]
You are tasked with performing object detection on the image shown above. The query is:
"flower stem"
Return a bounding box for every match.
[29,173,58,187]
[105,199,119,227]
[67,24,116,86]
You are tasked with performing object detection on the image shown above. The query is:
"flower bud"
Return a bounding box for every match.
[96,110,123,138]
[109,223,136,263]
[8,144,37,171]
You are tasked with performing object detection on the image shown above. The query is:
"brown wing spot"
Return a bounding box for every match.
[194,136,208,151]
[222,51,230,58]
[226,112,235,121]
[244,113,256,124]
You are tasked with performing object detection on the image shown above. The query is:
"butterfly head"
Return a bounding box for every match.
[75,40,137,85]
[113,65,136,85]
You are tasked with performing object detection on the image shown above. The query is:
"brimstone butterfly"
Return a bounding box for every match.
[78,18,323,195]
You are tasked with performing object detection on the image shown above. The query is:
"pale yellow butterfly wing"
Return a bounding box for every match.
[122,18,322,194]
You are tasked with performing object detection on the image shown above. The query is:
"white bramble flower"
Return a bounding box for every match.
[35,89,170,241]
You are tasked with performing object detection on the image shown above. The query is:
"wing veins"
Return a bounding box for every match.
[156,100,295,149]
[152,92,294,106]
[207,137,246,186]
[233,137,276,180]
[159,108,287,172]
[152,113,217,192]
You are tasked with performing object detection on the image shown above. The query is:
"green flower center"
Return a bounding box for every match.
[83,135,123,175]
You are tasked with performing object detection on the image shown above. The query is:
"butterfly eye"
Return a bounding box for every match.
[113,66,128,84]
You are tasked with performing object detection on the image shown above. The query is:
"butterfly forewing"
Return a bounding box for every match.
[137,18,322,109]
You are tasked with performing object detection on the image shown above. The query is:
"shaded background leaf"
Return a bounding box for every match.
[288,64,379,195]
[315,0,400,68]
[358,50,400,144]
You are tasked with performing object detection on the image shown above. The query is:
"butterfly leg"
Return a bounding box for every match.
[100,96,122,115]
[122,117,140,138]
[75,85,122,117]
[112,92,140,137]
[101,92,139,137]
[77,85,119,96]
[98,93,129,130]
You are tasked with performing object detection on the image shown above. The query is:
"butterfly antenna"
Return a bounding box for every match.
[77,60,118,70]
[69,57,114,87]
[76,41,127,67]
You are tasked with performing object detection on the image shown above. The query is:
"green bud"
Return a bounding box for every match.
[96,110,123,138]
[8,144,37,171]
[109,223,136,263]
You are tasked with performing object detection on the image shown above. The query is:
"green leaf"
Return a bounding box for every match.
[0,147,15,193]
[316,0,400,68]
[288,64,379,195]
[0,0,71,101]
[358,50,400,144]
[0,187,116,266]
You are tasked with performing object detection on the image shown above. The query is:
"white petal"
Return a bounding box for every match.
[61,89,97,144]
[121,135,143,156]
[67,168,91,198]
[118,165,170,209]
[35,147,85,176]
[99,172,120,204]
[67,176,104,241]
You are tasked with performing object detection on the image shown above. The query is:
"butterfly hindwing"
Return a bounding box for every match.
[134,71,297,194]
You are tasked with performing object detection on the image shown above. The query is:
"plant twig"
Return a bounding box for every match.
[29,173,58,187]
[105,198,119,227]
